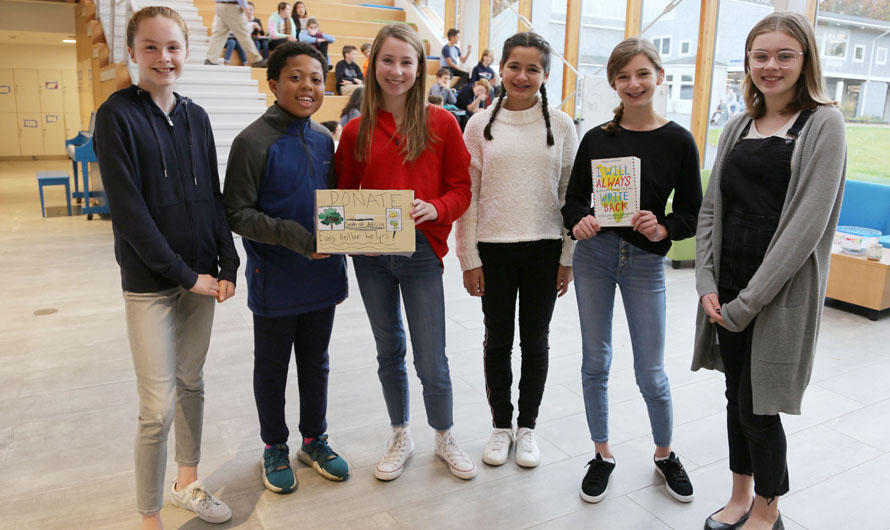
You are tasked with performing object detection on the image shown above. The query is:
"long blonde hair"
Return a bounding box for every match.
[126,6,189,50]
[354,24,432,163]
[601,38,663,135]
[743,11,835,118]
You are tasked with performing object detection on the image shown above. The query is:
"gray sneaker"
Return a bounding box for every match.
[170,479,232,524]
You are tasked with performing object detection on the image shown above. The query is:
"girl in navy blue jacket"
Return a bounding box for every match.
[93,7,238,530]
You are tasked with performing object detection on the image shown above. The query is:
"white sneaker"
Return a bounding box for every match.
[375,425,415,481]
[482,427,514,466]
[170,480,232,524]
[515,427,541,468]
[435,430,477,479]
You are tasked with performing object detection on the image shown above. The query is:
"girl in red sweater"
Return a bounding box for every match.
[335,23,475,481]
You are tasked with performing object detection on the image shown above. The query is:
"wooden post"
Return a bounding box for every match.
[445,0,456,34]
[625,0,642,38]
[518,0,532,32]
[561,0,580,115]
[805,0,818,24]
[689,0,719,168]
[479,0,491,58]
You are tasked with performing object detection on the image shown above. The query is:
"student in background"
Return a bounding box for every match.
[335,45,364,95]
[456,78,490,114]
[440,28,471,89]
[338,85,362,128]
[427,94,443,107]
[335,23,476,483]
[456,31,577,470]
[561,37,701,506]
[268,2,297,51]
[247,1,269,59]
[299,17,335,65]
[224,41,350,495]
[292,1,309,32]
[360,42,372,77]
[320,119,342,142]
[204,0,266,66]
[470,48,499,88]
[694,12,845,530]
[94,7,238,529]
[429,68,457,106]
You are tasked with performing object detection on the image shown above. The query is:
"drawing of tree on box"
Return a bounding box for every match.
[317,206,345,230]
[591,156,640,227]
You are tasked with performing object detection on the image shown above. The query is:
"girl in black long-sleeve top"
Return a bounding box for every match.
[561,37,702,506]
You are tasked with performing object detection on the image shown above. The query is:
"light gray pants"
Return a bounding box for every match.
[123,287,215,515]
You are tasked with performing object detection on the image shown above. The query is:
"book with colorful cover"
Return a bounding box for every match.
[590,156,640,227]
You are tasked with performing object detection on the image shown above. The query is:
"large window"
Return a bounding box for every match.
[576,0,627,133]
[818,0,890,184]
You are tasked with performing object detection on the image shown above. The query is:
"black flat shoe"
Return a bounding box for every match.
[704,505,752,530]
[772,512,784,530]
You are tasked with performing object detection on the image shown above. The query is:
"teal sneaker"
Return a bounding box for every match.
[297,434,350,481]
[262,443,297,493]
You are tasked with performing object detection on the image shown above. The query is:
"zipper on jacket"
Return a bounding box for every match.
[166,106,199,269]
[297,125,317,179]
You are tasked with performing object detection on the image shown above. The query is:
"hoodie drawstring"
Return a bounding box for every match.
[137,89,169,180]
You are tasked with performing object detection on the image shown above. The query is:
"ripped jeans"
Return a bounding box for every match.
[123,287,215,514]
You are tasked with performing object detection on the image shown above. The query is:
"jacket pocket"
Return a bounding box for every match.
[752,305,808,365]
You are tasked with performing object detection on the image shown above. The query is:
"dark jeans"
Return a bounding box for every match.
[478,239,561,429]
[252,306,336,444]
[717,288,789,499]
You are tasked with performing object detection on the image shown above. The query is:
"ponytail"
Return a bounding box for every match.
[602,102,624,135]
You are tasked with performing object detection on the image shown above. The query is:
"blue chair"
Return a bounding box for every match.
[65,112,96,204]
[837,180,890,249]
[64,112,108,219]
[36,171,72,217]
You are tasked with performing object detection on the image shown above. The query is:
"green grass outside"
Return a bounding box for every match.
[706,123,890,185]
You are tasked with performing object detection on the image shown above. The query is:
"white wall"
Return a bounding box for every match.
[0,44,77,70]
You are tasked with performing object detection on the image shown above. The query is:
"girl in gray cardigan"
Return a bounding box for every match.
[693,12,846,530]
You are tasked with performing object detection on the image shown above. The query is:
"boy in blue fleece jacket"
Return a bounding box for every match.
[223,42,349,493]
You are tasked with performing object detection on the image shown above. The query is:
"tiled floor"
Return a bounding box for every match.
[1,159,889,530]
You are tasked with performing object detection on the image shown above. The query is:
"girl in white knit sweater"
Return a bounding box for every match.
[455,32,578,469]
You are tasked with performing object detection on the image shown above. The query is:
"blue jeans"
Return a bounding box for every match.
[224,36,246,64]
[573,231,673,447]
[352,231,453,430]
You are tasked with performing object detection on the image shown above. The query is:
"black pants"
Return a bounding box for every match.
[717,288,789,499]
[253,306,336,444]
[449,67,470,90]
[479,240,561,429]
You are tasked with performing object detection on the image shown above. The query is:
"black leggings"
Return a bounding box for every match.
[479,240,561,429]
[717,288,789,499]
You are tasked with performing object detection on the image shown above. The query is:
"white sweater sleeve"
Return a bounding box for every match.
[557,113,579,267]
[455,114,485,271]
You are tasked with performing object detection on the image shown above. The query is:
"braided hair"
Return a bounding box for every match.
[483,32,554,147]
[602,38,662,135]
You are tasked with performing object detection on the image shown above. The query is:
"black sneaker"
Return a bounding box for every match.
[580,453,615,503]
[654,452,694,502]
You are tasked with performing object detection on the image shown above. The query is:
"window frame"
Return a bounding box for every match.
[652,35,672,57]
[680,39,692,56]
[877,47,888,65]
[853,44,865,63]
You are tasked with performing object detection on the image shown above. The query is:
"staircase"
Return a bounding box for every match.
[93,0,438,178]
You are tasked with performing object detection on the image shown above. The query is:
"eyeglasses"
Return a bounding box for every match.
[747,49,804,68]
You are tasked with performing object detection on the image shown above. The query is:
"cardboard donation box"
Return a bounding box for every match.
[316,189,416,255]
[590,156,640,227]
